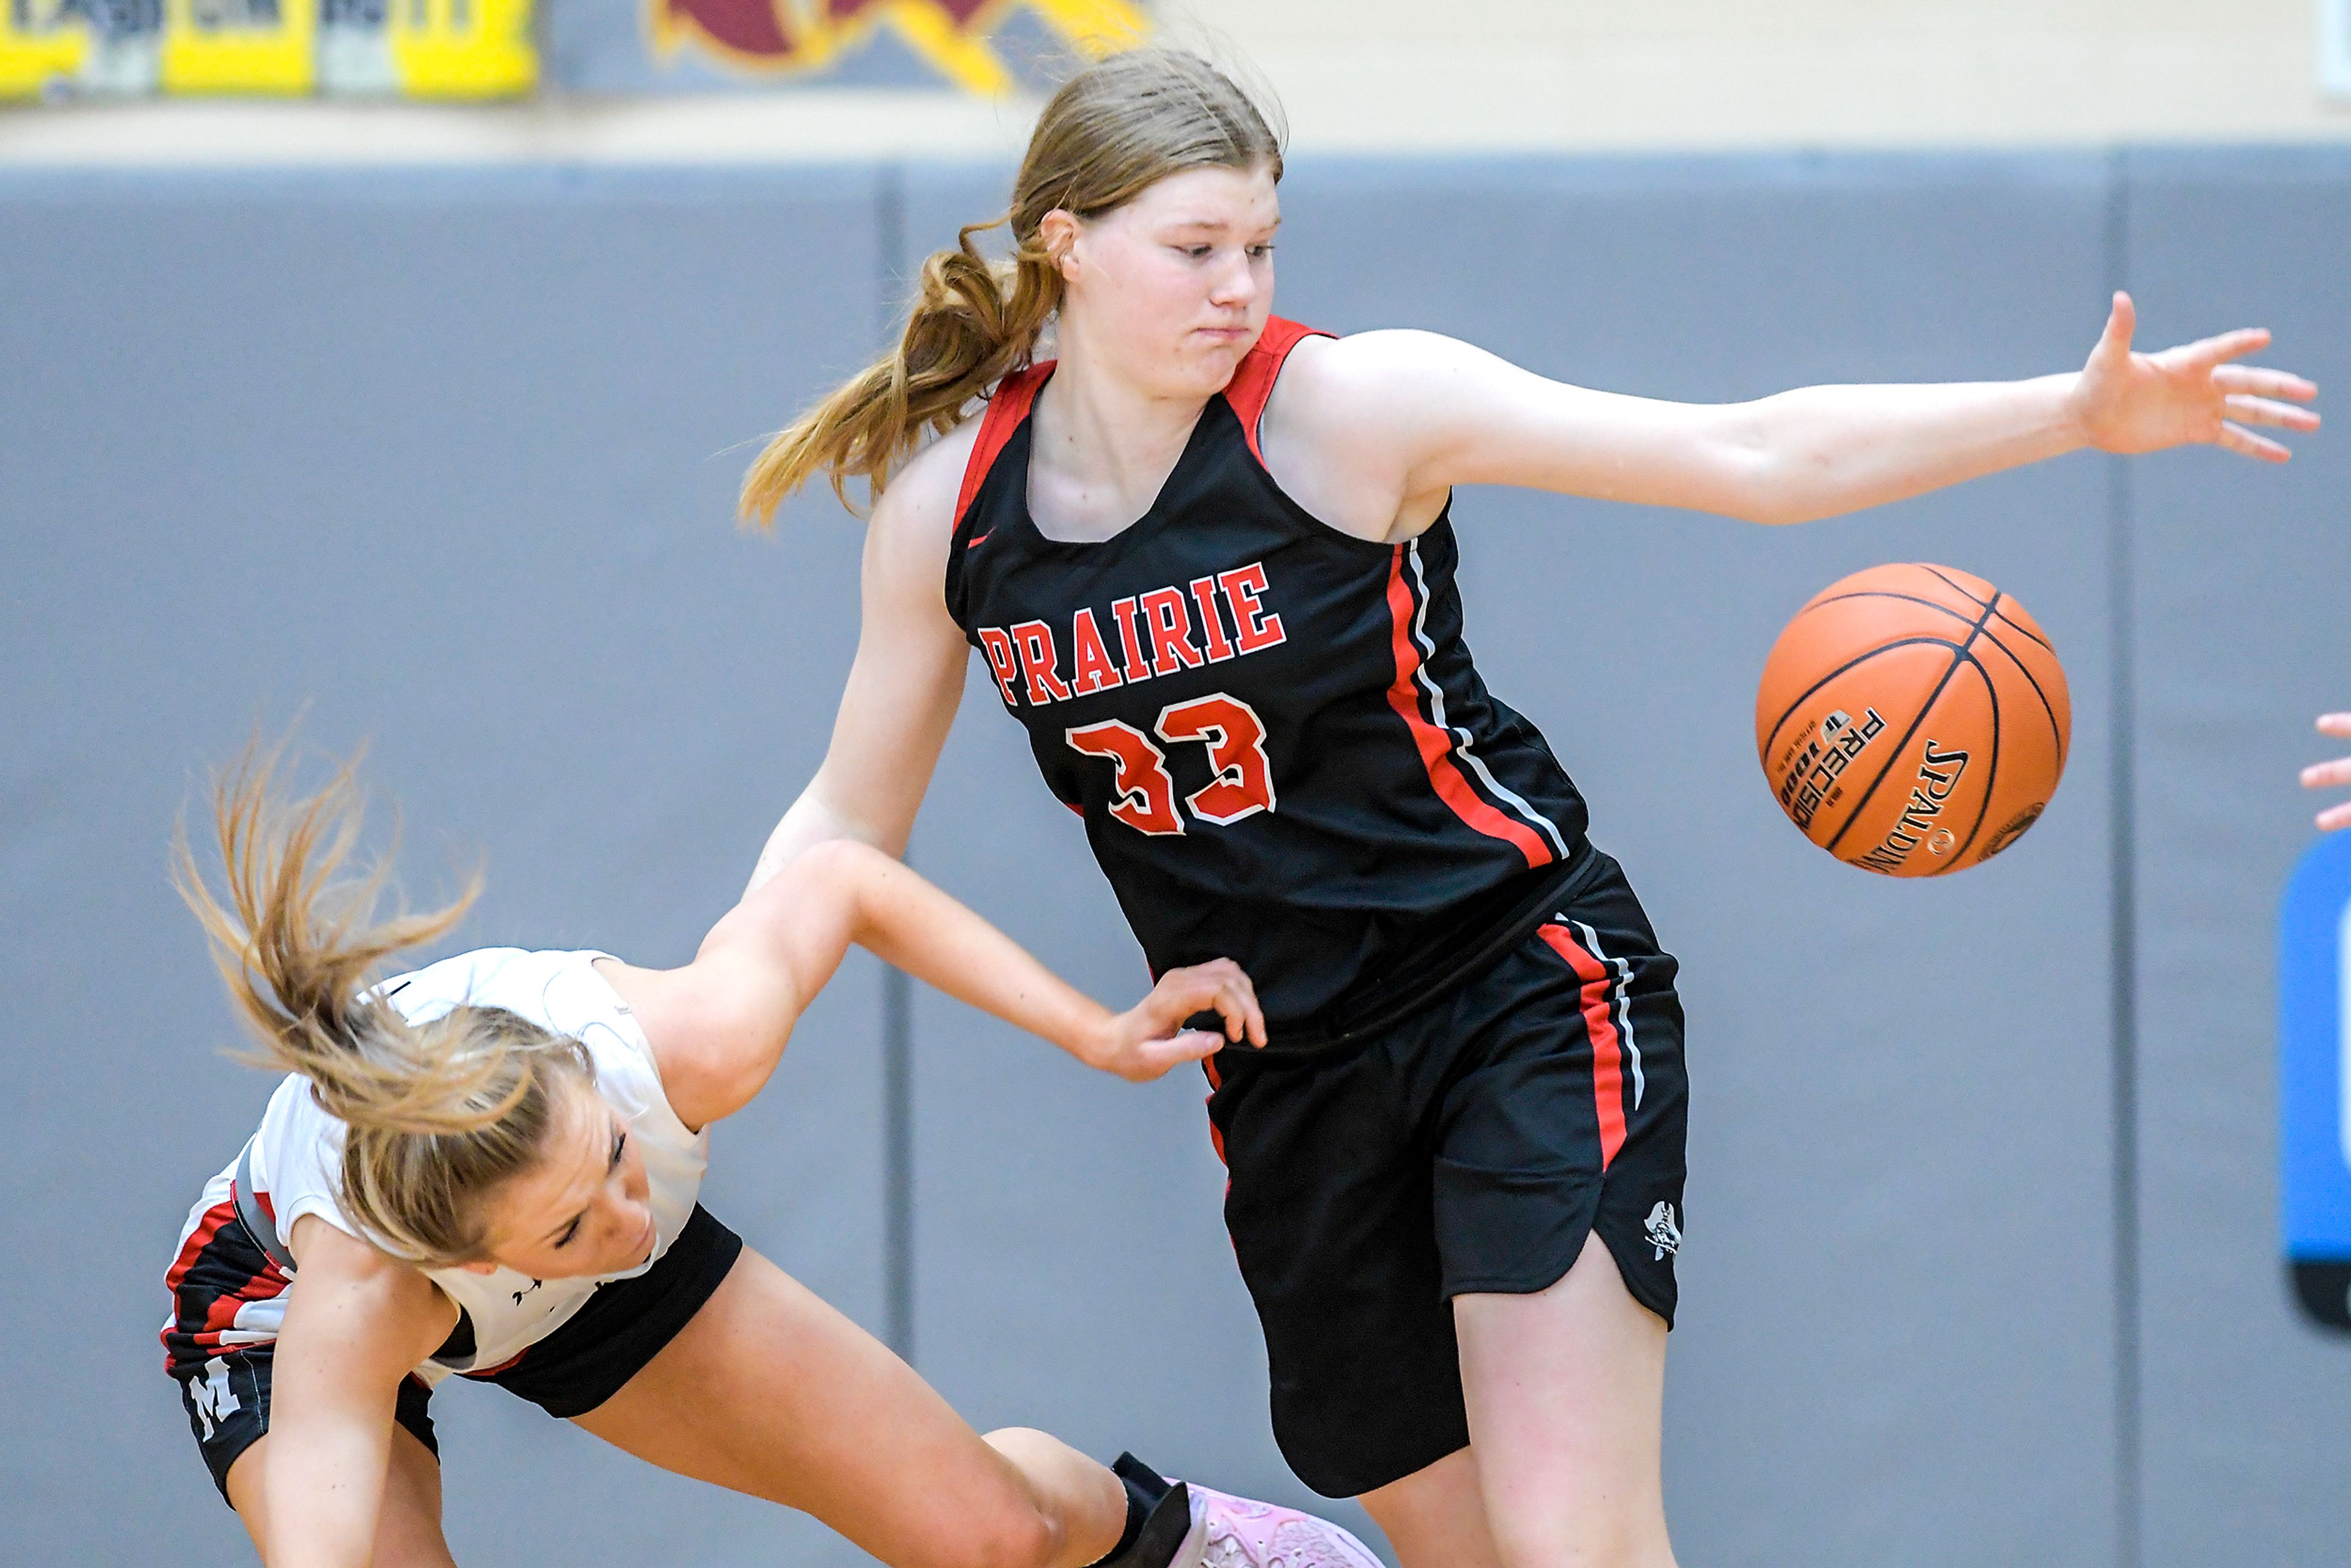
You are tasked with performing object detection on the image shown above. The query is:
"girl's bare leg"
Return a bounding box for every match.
[572,1246,1128,1568]
[225,1425,456,1567]
[1451,1231,1678,1568]
[1356,1444,1509,1568]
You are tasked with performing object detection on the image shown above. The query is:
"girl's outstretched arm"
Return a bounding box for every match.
[1275,293,2319,534]
[612,839,1264,1129]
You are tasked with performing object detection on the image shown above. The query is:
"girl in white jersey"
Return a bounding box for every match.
[161,742,1384,1568]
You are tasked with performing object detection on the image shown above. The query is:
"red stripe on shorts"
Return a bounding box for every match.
[1537,921,1627,1168]
[1201,1057,1227,1166]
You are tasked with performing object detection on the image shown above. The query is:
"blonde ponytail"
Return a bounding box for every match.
[174,738,593,1267]
[740,46,1286,523]
[740,219,1062,519]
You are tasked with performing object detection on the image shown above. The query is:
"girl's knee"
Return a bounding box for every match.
[955,1501,1061,1568]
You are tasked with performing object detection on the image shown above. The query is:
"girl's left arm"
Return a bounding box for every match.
[1291,293,2316,531]
[605,840,1265,1128]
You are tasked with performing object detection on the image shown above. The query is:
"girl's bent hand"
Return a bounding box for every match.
[1086,959,1268,1082]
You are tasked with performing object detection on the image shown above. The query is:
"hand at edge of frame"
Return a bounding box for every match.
[2302,713,2351,831]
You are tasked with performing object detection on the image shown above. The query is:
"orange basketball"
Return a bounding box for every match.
[1755,563,2071,876]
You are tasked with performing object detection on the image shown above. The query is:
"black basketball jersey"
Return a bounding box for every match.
[943,318,1594,1030]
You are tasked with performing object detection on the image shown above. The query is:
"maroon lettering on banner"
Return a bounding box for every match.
[664,0,799,55]
[827,0,988,20]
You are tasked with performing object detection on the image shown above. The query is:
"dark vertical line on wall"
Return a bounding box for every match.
[876,160,918,1365]
[2102,147,2142,1568]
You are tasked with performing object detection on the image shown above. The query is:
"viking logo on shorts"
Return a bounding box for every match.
[1643,1201,1681,1260]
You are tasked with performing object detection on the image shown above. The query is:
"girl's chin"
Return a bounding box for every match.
[1171,336,1253,378]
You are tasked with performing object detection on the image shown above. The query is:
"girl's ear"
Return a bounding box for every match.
[456,1259,500,1276]
[1040,209,1082,282]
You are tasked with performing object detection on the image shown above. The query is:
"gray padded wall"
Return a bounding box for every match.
[2121,146,2351,1568]
[0,150,2342,1568]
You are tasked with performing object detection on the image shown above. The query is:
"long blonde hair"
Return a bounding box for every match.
[174,740,593,1268]
[740,46,1286,519]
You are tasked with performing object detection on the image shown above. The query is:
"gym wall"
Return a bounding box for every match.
[2,146,2344,1567]
[8,2,2349,165]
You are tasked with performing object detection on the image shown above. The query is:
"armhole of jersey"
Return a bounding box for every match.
[576,953,697,1136]
[1222,317,1337,468]
[953,362,1054,530]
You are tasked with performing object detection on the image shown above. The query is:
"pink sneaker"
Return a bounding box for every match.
[1173,1483,1388,1568]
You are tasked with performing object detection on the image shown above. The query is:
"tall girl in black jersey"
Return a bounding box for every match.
[739,49,2318,1568]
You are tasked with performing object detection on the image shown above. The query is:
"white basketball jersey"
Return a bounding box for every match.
[216,947,709,1382]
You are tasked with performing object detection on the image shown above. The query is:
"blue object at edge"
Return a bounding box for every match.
[2281,830,2351,1258]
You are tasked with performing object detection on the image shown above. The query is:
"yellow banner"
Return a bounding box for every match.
[0,0,534,99]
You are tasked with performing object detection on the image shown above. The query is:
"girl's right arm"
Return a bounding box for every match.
[615,836,1264,1131]
[742,423,979,896]
[257,1216,457,1568]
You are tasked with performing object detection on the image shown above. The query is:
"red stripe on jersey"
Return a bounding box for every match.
[1221,318,1333,467]
[1536,922,1627,1168]
[1383,547,1553,869]
[165,1200,238,1295]
[955,362,1054,528]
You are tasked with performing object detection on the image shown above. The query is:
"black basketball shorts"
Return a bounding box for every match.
[1203,849,1687,1499]
[166,1203,743,1502]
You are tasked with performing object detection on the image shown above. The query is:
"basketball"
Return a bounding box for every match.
[1755,563,2071,876]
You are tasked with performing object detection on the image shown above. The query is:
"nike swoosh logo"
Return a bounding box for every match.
[967,530,993,549]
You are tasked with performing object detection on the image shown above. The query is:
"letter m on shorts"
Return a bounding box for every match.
[192,1359,241,1440]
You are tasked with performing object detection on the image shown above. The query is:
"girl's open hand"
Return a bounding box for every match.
[1084,959,1267,1082]
[2303,713,2351,833]
[2070,292,2319,462]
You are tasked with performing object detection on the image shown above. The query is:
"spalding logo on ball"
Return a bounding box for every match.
[1756,563,2070,876]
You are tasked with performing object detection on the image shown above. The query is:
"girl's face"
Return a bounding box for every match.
[464,1083,654,1281]
[1053,162,1281,400]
